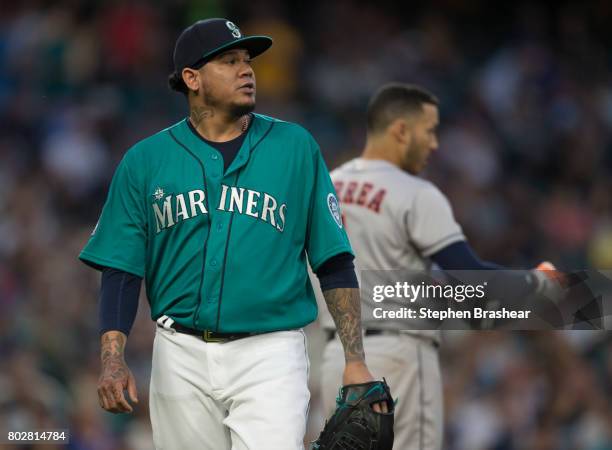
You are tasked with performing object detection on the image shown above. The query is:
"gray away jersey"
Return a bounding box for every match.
[317,158,465,343]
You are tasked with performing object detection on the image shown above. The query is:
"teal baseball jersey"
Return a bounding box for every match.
[79,114,352,333]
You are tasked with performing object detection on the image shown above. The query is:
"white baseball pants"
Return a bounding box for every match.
[320,333,443,450]
[150,326,310,450]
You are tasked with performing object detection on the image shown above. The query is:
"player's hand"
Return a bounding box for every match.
[97,358,139,414]
[532,261,566,302]
[343,361,389,413]
[536,261,567,286]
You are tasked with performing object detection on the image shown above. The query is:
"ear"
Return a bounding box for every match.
[389,118,411,146]
[181,68,200,93]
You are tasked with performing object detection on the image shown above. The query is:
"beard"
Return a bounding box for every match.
[228,100,256,119]
[401,141,427,175]
[201,83,256,119]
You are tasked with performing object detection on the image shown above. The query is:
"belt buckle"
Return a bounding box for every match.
[202,330,224,343]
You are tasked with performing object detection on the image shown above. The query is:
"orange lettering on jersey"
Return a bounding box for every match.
[356,182,373,206]
[343,181,358,204]
[367,189,386,213]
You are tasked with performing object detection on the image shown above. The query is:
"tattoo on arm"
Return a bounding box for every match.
[323,288,365,363]
[190,106,214,127]
[101,331,126,365]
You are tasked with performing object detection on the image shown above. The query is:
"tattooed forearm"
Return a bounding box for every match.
[101,331,127,365]
[190,105,214,126]
[323,288,365,363]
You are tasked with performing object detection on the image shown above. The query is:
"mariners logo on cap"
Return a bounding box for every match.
[327,193,343,228]
[226,21,241,38]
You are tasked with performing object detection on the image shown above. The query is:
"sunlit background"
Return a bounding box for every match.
[0,1,610,449]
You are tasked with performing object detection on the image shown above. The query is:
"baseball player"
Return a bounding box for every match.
[318,83,562,450]
[79,18,383,450]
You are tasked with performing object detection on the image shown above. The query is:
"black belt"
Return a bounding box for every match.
[159,322,258,343]
[326,329,440,349]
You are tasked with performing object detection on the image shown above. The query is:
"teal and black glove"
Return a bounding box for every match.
[312,379,395,450]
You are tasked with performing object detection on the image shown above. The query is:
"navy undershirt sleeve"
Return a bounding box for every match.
[430,241,538,300]
[315,252,359,291]
[430,241,502,270]
[99,267,142,336]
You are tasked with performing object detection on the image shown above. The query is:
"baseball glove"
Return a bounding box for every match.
[312,379,395,450]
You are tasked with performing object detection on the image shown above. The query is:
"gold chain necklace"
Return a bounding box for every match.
[241,114,250,133]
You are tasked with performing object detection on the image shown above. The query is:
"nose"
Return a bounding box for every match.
[430,135,439,151]
[239,61,254,78]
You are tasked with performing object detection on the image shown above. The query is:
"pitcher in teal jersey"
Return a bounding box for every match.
[79,18,384,450]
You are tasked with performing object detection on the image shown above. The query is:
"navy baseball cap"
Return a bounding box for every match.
[173,18,273,73]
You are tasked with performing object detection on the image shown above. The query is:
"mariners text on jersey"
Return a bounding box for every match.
[152,186,287,233]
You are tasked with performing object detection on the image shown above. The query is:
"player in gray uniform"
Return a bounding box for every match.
[318,83,561,450]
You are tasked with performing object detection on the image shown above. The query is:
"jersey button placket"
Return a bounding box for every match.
[208,257,219,301]
[210,150,221,179]
[196,150,224,329]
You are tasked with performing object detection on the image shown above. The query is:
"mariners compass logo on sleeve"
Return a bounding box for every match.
[327,193,343,228]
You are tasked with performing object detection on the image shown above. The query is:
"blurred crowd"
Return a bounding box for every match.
[440,331,611,450]
[0,1,610,449]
